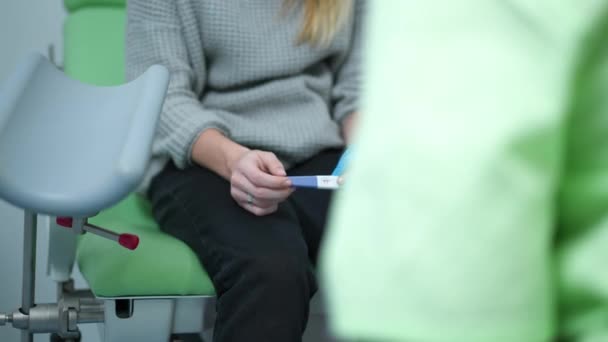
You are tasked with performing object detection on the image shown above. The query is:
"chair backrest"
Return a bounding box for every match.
[64,0,125,13]
[63,0,126,85]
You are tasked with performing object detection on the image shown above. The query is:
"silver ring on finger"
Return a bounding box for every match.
[247,192,254,205]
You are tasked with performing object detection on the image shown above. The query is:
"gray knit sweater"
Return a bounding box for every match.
[125,0,363,189]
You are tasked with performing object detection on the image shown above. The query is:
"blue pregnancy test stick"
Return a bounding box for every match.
[288,176,340,190]
[332,147,353,176]
[288,148,350,190]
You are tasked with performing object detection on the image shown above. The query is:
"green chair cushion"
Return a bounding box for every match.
[81,195,215,297]
[64,0,125,13]
[65,6,215,297]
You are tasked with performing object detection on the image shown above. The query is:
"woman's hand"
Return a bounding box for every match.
[192,129,293,216]
[229,150,294,216]
[341,112,358,145]
[337,113,358,186]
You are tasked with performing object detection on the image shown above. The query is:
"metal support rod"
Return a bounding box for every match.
[21,330,32,342]
[0,313,11,326]
[84,223,139,250]
[74,297,104,324]
[77,310,104,324]
[21,210,37,342]
[84,223,120,242]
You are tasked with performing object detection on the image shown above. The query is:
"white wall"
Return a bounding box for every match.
[0,2,94,342]
[0,0,65,79]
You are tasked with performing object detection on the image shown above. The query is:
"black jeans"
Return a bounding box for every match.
[147,149,342,342]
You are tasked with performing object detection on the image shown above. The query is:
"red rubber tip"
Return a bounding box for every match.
[118,234,139,250]
[56,217,73,228]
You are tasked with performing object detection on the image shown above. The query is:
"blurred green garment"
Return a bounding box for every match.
[321,1,608,341]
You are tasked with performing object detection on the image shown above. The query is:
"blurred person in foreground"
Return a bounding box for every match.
[322,1,608,341]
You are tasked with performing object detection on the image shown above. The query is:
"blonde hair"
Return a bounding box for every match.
[286,0,354,46]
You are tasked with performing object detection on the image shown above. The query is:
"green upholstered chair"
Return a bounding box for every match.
[46,1,216,341]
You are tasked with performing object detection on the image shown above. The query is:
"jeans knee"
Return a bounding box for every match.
[245,248,315,294]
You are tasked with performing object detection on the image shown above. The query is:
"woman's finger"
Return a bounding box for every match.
[237,200,279,217]
[230,186,276,208]
[233,171,293,202]
[257,151,287,177]
[233,150,290,189]
[245,165,291,189]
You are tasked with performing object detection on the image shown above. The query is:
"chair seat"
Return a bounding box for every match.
[79,194,215,297]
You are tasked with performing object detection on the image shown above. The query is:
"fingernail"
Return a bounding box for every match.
[284,180,292,187]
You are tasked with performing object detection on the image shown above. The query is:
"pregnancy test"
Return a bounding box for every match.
[288,176,341,190]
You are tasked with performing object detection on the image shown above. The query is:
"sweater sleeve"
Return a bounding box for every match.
[126,0,230,168]
[331,0,365,123]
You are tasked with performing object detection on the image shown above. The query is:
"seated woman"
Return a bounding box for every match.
[125,1,363,341]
